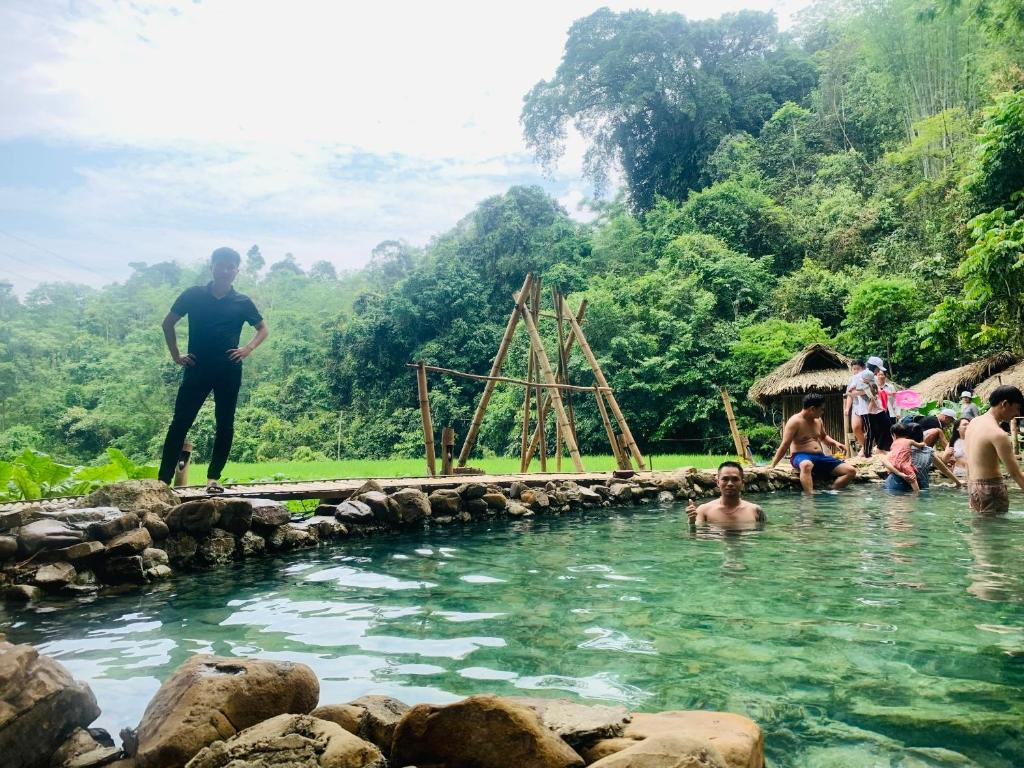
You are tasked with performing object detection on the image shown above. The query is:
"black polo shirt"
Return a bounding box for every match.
[170,283,262,365]
[915,415,941,432]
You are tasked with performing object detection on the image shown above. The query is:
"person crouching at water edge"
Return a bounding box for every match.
[687,461,765,529]
[964,384,1024,515]
[768,392,857,494]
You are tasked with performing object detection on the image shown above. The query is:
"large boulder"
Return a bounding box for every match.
[386,489,430,526]
[0,535,17,560]
[428,489,462,516]
[196,529,236,567]
[391,694,584,768]
[310,704,363,735]
[33,562,77,591]
[164,500,221,535]
[249,499,291,532]
[357,491,390,520]
[0,641,101,768]
[163,533,199,568]
[75,480,178,515]
[105,527,152,557]
[508,697,630,749]
[47,541,105,563]
[185,714,384,768]
[587,733,728,768]
[585,712,763,768]
[215,499,253,536]
[134,655,319,768]
[85,511,140,543]
[17,519,85,555]
[101,556,146,585]
[333,500,373,525]
[348,695,408,752]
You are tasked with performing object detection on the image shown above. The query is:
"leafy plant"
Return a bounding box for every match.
[0,448,158,502]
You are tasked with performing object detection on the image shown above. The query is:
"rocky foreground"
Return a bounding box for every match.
[0,640,763,768]
[0,468,832,599]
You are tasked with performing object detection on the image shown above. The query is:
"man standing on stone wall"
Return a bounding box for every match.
[157,247,268,493]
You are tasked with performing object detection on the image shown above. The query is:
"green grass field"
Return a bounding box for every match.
[190,454,737,484]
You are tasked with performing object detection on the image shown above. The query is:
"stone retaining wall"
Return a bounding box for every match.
[0,466,886,602]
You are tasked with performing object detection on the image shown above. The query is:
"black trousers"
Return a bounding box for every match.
[864,412,893,457]
[158,363,242,483]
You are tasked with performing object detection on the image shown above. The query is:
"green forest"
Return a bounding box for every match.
[2,0,1023,473]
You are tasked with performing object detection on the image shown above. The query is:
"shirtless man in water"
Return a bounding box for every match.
[687,461,765,529]
[769,392,857,494]
[963,384,1024,515]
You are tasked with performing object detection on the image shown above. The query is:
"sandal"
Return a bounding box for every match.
[206,480,226,495]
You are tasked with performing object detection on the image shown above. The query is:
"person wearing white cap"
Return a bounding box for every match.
[911,408,957,449]
[960,391,980,419]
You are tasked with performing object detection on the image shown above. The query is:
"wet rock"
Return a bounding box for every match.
[0,640,101,768]
[608,483,634,503]
[185,713,384,768]
[134,654,319,768]
[52,727,104,766]
[508,698,630,749]
[0,508,33,531]
[578,487,603,505]
[215,499,253,536]
[594,485,612,499]
[18,519,86,555]
[428,489,462,516]
[334,499,374,525]
[4,584,43,602]
[267,526,315,551]
[521,489,551,510]
[391,694,584,768]
[349,694,409,752]
[85,510,140,543]
[510,481,527,499]
[63,745,123,767]
[49,541,105,562]
[310,704,363,735]
[142,513,169,542]
[658,491,675,504]
[587,733,727,768]
[249,498,290,531]
[142,548,169,569]
[75,480,178,516]
[163,533,199,568]
[506,501,532,518]
[53,508,121,525]
[106,527,153,557]
[235,531,266,558]
[358,491,390,519]
[657,477,682,492]
[102,556,146,585]
[482,492,507,510]
[145,565,173,581]
[387,488,430,526]
[352,479,384,496]
[456,482,487,500]
[196,529,236,567]
[34,562,77,590]
[0,535,18,560]
[464,498,489,516]
[165,500,220,535]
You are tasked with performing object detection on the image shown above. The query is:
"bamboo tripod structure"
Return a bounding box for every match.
[410,273,645,476]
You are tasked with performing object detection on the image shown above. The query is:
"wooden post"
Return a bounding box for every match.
[520,340,535,472]
[560,296,646,469]
[441,427,455,475]
[459,274,532,466]
[720,387,748,463]
[173,440,193,487]
[519,303,585,472]
[416,361,437,477]
[595,386,627,469]
[532,279,547,472]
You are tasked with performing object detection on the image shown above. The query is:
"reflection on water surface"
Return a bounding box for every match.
[2,487,1023,767]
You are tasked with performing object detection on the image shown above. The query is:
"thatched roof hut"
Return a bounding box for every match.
[748,344,853,441]
[910,352,1019,403]
[975,359,1024,401]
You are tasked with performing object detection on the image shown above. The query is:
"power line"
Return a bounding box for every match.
[0,228,93,272]
[0,247,71,283]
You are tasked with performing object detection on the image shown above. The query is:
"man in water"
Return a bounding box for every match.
[687,461,765,528]
[157,247,269,493]
[964,385,1024,514]
[769,392,857,493]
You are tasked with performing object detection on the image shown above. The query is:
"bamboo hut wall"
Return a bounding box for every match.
[779,393,847,446]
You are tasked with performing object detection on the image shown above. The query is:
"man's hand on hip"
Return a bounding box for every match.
[173,353,196,367]
[227,347,251,362]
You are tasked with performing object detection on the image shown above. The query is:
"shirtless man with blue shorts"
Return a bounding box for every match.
[769,392,857,494]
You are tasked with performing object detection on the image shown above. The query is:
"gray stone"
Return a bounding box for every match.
[5,584,44,602]
[608,483,634,502]
[142,548,169,569]
[102,556,146,585]
[510,481,527,499]
[506,501,531,517]
[75,480,179,515]
[63,745,123,767]
[521,489,551,510]
[85,511,140,543]
[145,565,173,581]
[357,491,390,518]
[235,531,266,558]
[0,507,34,531]
[142,513,169,542]
[55,507,123,525]
[578,487,603,505]
[52,727,104,766]
[482,492,507,510]
[165,500,220,535]
[34,562,77,590]
[215,498,253,536]
[196,529,236,567]
[428,489,462,516]
[106,527,153,557]
[18,518,86,555]
[249,498,290,530]
[334,499,374,524]
[456,482,488,500]
[163,533,199,568]
[0,535,17,560]
[508,697,630,749]
[49,541,106,562]
[387,488,431,526]
[352,479,384,496]
[658,491,675,504]
[0,641,101,768]
[464,498,489,515]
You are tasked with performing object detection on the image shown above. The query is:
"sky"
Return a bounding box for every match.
[0,0,812,294]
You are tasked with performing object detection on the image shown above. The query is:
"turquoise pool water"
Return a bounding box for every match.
[2,487,1023,767]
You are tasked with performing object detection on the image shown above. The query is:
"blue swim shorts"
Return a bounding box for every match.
[790,452,844,474]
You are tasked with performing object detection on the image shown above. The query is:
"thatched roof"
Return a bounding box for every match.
[910,352,1019,403]
[975,359,1024,401]
[748,344,854,406]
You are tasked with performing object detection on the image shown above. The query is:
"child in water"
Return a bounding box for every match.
[886,422,928,491]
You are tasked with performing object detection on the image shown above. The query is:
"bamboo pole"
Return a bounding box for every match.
[559,295,647,469]
[404,363,609,393]
[553,288,574,459]
[720,387,748,464]
[520,334,535,472]
[532,279,547,472]
[416,361,437,476]
[458,274,532,466]
[594,386,627,469]
[519,302,585,472]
